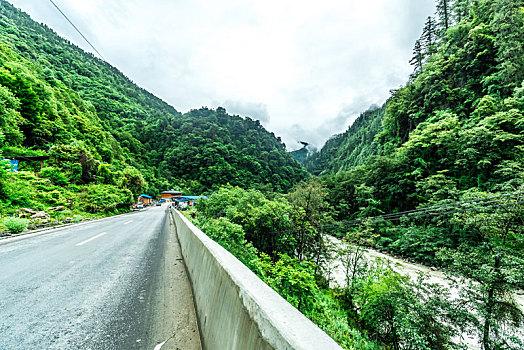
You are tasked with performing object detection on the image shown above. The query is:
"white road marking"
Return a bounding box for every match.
[75,232,108,246]
[123,220,133,225]
[154,340,167,350]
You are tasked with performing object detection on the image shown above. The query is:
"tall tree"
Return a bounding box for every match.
[441,192,524,350]
[436,0,452,34]
[409,39,424,73]
[491,0,524,94]
[422,16,438,55]
[453,0,471,22]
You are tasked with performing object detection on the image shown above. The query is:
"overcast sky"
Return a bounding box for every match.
[7,0,435,150]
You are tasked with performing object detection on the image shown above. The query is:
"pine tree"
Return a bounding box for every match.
[409,39,424,73]
[436,0,452,34]
[453,0,471,23]
[422,16,438,55]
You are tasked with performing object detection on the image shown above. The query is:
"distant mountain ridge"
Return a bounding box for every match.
[304,105,385,175]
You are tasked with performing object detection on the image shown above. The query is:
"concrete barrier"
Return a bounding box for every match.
[171,209,342,350]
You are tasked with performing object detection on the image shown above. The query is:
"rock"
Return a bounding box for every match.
[48,206,65,211]
[16,208,38,218]
[30,211,50,223]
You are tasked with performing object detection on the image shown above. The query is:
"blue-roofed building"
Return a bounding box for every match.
[174,195,208,208]
[138,194,153,205]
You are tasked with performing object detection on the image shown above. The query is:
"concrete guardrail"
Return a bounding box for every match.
[171,209,343,350]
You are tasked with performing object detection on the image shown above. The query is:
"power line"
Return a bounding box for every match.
[47,0,106,61]
[268,190,524,236]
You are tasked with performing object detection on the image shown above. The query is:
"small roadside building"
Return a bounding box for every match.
[138,194,153,205]
[2,155,49,171]
[161,189,182,201]
[174,195,208,208]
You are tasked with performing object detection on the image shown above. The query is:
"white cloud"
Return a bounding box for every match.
[219,100,271,125]
[7,0,435,150]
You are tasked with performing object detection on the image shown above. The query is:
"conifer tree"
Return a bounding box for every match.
[436,0,452,34]
[422,16,438,55]
[409,39,424,73]
[453,0,471,22]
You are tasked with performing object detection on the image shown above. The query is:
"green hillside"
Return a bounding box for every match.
[287,2,524,348]
[0,1,306,200]
[309,0,524,215]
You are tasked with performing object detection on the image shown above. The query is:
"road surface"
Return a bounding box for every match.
[0,206,201,350]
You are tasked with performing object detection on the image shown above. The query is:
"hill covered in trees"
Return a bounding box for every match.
[308,0,523,214]
[0,0,306,207]
[230,1,523,349]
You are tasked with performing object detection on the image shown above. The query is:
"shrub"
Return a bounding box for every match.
[82,184,133,213]
[40,166,69,186]
[3,217,29,234]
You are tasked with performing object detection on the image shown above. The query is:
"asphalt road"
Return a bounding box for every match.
[0,206,201,350]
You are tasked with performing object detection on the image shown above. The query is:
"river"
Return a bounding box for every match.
[326,235,524,349]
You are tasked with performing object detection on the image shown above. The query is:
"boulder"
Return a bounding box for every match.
[48,206,65,211]
[16,208,38,218]
[30,211,50,223]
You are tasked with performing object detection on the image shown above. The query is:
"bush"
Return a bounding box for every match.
[40,166,69,186]
[3,217,29,234]
[82,184,133,213]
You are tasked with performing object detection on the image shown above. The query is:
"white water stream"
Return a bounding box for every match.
[326,235,524,349]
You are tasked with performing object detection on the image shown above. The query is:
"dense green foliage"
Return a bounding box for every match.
[304,1,524,348]
[3,216,27,233]
[191,185,475,349]
[310,0,524,225]
[0,42,136,226]
[0,1,306,195]
[150,107,306,193]
[191,186,381,349]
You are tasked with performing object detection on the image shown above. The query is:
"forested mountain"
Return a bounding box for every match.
[311,0,524,215]
[289,145,310,164]
[303,105,385,175]
[293,2,524,347]
[0,0,306,199]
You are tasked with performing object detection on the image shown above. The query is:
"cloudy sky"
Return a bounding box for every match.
[7,0,434,150]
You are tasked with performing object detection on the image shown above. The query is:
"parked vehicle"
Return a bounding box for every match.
[136,202,144,209]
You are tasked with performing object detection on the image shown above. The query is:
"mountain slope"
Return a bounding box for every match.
[0,1,306,193]
[310,0,524,215]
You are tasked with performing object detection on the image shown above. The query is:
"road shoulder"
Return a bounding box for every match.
[148,208,202,350]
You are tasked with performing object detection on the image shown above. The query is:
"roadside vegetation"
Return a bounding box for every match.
[190,0,524,349]
[0,0,305,232]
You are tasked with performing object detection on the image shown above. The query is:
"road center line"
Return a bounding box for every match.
[123,220,133,225]
[154,340,167,350]
[75,232,108,246]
